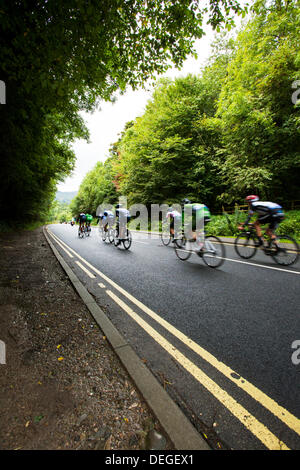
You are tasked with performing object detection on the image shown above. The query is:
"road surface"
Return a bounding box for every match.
[46,224,300,450]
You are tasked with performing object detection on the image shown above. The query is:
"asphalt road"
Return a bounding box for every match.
[47,224,300,450]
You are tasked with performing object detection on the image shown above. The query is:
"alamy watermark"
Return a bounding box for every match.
[291,80,300,105]
[0,80,6,104]
[0,340,6,364]
[291,340,300,365]
[96,196,206,242]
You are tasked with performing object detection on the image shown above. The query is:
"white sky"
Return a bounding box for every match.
[57,9,245,193]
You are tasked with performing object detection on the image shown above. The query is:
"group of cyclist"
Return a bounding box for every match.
[165,195,285,249]
[77,212,93,235]
[75,195,285,248]
[97,204,131,244]
[76,205,131,243]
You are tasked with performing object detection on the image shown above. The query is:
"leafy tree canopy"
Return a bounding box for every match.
[0,0,247,224]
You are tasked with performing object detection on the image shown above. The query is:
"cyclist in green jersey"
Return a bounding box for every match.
[85,213,93,233]
[181,198,211,247]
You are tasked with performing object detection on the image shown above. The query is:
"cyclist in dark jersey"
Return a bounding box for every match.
[76,213,87,235]
[240,195,285,245]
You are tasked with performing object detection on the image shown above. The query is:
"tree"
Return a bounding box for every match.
[214,0,300,203]
[115,56,231,208]
[0,0,246,224]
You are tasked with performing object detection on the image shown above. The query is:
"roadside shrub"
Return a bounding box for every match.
[206,210,300,240]
[277,211,300,239]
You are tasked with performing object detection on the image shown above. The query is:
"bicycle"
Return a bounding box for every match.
[84,223,91,237]
[234,224,299,266]
[101,225,114,244]
[114,226,132,250]
[174,230,225,268]
[160,222,173,246]
[78,225,85,238]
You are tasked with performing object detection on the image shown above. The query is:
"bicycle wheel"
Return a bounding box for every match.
[102,229,108,242]
[160,226,171,246]
[123,230,132,250]
[114,229,120,246]
[108,228,114,244]
[174,236,192,261]
[270,235,299,266]
[78,228,84,238]
[202,236,225,268]
[234,232,258,259]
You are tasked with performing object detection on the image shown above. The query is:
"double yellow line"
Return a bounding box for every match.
[47,228,300,449]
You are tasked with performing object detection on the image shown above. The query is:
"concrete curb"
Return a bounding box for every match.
[43,226,211,451]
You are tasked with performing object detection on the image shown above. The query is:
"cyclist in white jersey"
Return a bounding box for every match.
[115,205,131,241]
[166,207,181,242]
[102,210,115,231]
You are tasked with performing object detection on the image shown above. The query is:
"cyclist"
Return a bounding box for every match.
[166,206,182,242]
[239,195,285,246]
[85,213,93,233]
[101,209,115,232]
[181,199,211,246]
[77,212,86,234]
[115,204,131,242]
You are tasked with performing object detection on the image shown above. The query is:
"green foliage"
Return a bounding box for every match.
[116,67,229,208]
[206,210,300,240]
[277,211,300,238]
[48,200,73,224]
[38,0,300,229]
[70,155,118,216]
[214,0,300,203]
[110,0,300,210]
[1,0,246,225]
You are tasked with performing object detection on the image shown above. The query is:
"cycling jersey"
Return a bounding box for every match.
[246,201,284,220]
[116,208,131,221]
[86,214,93,222]
[166,209,181,231]
[166,209,181,220]
[103,210,114,218]
[102,210,115,227]
[78,213,86,223]
[246,201,284,229]
[183,203,211,228]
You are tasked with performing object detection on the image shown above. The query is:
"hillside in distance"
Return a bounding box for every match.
[55,191,78,204]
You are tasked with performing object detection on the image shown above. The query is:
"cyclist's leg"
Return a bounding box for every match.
[253,220,265,246]
[170,218,175,238]
[266,218,280,244]
[253,220,262,237]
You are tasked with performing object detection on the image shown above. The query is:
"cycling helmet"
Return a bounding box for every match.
[245,195,259,202]
[181,198,191,205]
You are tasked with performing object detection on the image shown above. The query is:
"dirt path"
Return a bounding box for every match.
[0,227,171,450]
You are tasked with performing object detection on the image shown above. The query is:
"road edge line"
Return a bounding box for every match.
[43,226,210,451]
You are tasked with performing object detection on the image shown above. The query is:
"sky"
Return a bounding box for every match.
[56,24,223,193]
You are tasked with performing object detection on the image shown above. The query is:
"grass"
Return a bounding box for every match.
[0,220,47,233]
